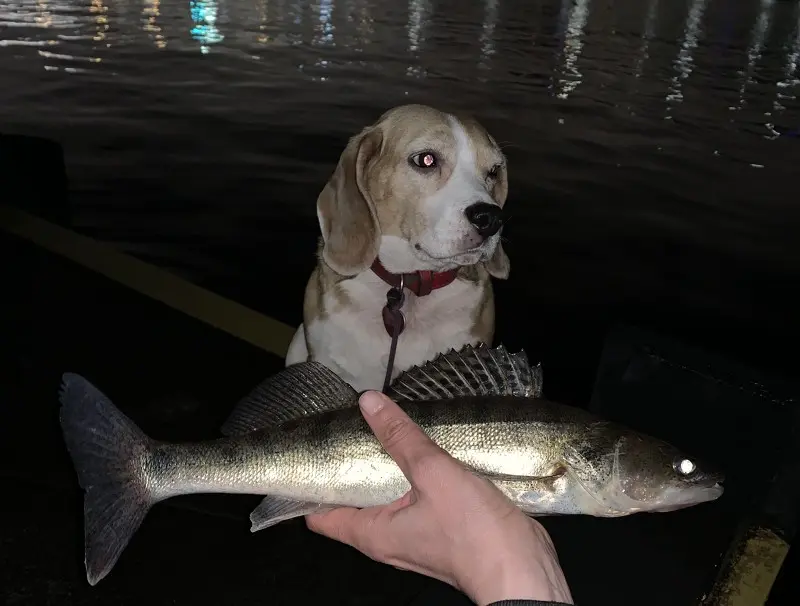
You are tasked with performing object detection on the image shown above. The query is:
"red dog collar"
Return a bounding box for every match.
[370,258,459,297]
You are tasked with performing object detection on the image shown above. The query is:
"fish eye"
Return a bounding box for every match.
[410,151,438,170]
[673,457,697,476]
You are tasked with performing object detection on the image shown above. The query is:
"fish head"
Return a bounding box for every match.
[563,423,724,516]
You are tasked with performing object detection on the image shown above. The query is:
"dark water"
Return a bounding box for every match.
[2,0,800,391]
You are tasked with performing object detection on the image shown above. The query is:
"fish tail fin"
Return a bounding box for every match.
[58,372,155,586]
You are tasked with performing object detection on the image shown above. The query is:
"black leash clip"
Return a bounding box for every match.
[381,276,406,394]
[382,283,406,337]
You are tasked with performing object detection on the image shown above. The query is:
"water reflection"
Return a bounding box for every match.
[189,0,224,54]
[353,0,373,47]
[554,0,590,100]
[254,0,269,45]
[478,0,498,74]
[734,0,774,111]
[1,0,799,331]
[0,0,71,50]
[0,0,797,129]
[775,9,800,110]
[665,0,708,115]
[24,0,104,71]
[304,0,335,78]
[311,0,334,47]
[142,0,166,50]
[35,0,53,28]
[90,0,108,43]
[406,0,430,78]
[253,0,303,47]
[634,0,659,80]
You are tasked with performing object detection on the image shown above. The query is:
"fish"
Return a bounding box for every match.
[58,343,724,586]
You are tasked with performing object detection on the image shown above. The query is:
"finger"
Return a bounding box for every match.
[305,505,388,556]
[307,508,437,579]
[358,391,454,483]
[305,506,369,546]
[305,492,415,552]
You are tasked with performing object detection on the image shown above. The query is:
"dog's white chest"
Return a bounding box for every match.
[306,276,486,392]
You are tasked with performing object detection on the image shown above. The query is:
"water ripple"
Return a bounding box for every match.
[0,0,799,325]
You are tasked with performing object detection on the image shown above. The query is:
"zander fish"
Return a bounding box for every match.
[58,344,724,586]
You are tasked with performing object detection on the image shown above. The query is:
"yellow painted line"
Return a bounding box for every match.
[700,525,790,606]
[0,204,296,358]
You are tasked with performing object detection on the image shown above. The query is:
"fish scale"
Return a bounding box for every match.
[58,343,724,587]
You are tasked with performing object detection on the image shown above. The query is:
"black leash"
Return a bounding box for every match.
[381,276,406,394]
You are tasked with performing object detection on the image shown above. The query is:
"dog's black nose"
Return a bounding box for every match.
[464,203,504,238]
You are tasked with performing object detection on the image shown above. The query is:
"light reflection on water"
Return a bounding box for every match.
[735,0,774,112]
[664,0,708,115]
[189,0,223,54]
[774,1,800,110]
[141,0,166,49]
[406,0,430,78]
[0,0,799,335]
[0,0,796,120]
[553,0,589,100]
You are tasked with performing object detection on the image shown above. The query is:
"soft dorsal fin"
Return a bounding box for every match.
[386,343,543,402]
[220,361,357,436]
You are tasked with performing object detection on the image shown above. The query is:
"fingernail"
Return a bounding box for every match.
[359,391,386,416]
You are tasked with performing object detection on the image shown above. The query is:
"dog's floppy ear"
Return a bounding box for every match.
[317,126,383,276]
[484,159,510,280]
[484,241,510,279]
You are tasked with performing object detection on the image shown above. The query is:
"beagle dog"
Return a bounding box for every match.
[285,104,510,392]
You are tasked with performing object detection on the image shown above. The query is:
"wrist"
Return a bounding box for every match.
[467,559,572,606]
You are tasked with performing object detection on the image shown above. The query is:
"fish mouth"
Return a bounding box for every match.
[649,482,725,513]
[693,480,725,501]
[697,468,725,486]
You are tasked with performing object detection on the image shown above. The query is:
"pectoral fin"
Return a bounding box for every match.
[469,466,582,515]
[249,496,337,532]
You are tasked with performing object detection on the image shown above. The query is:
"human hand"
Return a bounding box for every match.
[305,390,574,606]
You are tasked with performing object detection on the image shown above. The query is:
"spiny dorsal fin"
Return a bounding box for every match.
[220,361,357,436]
[386,343,543,402]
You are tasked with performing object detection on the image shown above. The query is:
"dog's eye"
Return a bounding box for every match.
[487,164,502,179]
[410,152,438,169]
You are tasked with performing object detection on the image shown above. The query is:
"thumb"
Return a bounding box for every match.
[358,391,452,484]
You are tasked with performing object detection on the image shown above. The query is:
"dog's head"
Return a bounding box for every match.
[316,104,510,279]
